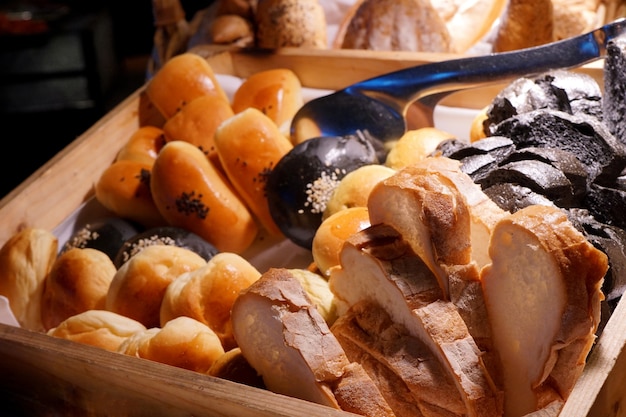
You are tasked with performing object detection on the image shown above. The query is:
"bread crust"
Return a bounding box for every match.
[255,0,327,48]
[492,0,554,52]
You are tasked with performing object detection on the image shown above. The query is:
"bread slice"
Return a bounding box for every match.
[329,223,502,416]
[481,205,608,416]
[230,267,395,416]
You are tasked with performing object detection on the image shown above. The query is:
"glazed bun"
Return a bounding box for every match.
[95,159,167,229]
[312,206,371,278]
[323,164,396,219]
[162,95,234,168]
[232,68,303,134]
[115,126,167,166]
[106,245,207,328]
[384,127,455,170]
[255,0,327,49]
[118,316,225,373]
[41,248,117,330]
[0,228,58,331]
[47,310,147,352]
[146,52,229,119]
[150,140,259,253]
[214,107,294,236]
[160,252,261,350]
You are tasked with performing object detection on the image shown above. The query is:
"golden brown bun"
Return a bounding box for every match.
[47,310,147,352]
[312,206,371,278]
[146,52,229,119]
[95,160,167,229]
[469,106,489,143]
[255,0,327,48]
[493,0,554,52]
[162,95,234,168]
[208,347,266,388]
[209,14,255,45]
[118,316,225,373]
[214,108,293,236]
[41,248,116,331]
[323,164,396,219]
[115,126,167,166]
[106,245,207,328]
[0,228,58,331]
[384,128,455,170]
[150,140,259,253]
[160,252,261,350]
[334,0,452,52]
[232,68,303,134]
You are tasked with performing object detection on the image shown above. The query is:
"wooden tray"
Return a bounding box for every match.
[0,48,622,416]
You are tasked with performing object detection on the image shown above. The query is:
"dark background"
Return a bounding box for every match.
[0,0,211,198]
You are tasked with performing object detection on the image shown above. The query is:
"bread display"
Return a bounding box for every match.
[41,248,117,330]
[47,310,147,352]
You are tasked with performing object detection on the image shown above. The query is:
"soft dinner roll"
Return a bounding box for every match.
[0,228,57,331]
[323,164,396,219]
[208,347,266,388]
[160,252,261,350]
[162,94,234,169]
[150,140,259,253]
[47,310,147,352]
[118,316,225,373]
[41,248,117,331]
[384,127,455,170]
[115,125,167,166]
[231,68,303,134]
[95,159,167,229]
[255,0,327,48]
[312,206,371,278]
[146,52,229,119]
[106,245,207,328]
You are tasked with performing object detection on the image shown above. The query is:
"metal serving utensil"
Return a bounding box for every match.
[290,18,626,144]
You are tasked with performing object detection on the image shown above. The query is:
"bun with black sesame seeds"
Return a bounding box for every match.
[214,107,294,237]
[162,95,234,170]
[94,160,167,229]
[150,140,259,254]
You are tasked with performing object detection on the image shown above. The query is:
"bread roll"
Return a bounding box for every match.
[106,245,207,328]
[146,52,229,119]
[323,164,396,219]
[287,268,337,325]
[312,206,370,278]
[95,159,167,229]
[118,316,225,373]
[231,68,303,134]
[162,95,234,168]
[492,0,554,52]
[255,0,327,48]
[115,126,167,166]
[47,310,147,352]
[208,347,266,388]
[384,128,455,170]
[0,228,57,331]
[334,0,452,52]
[150,140,259,253]
[160,252,261,350]
[214,107,294,236]
[209,14,254,45]
[41,248,117,330]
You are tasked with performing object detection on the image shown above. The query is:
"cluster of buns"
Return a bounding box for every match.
[183,0,616,55]
[96,52,303,254]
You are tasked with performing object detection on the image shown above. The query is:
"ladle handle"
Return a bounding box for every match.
[348,18,626,108]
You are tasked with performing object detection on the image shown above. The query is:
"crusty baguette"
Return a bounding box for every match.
[231,267,395,416]
[492,0,554,52]
[481,205,607,416]
[329,223,502,417]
